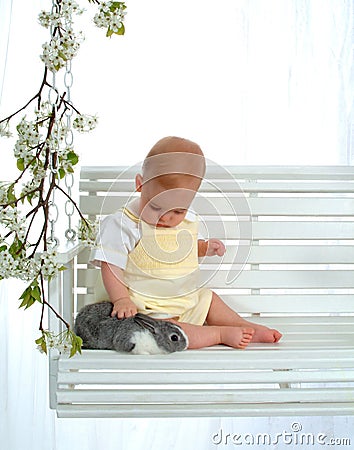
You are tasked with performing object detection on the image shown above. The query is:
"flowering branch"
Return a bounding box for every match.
[0,0,126,357]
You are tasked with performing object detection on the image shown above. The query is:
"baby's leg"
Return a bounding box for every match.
[173,321,254,350]
[206,292,282,343]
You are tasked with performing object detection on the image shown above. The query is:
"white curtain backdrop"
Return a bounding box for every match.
[1,1,354,449]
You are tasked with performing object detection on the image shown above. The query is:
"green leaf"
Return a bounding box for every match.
[59,168,66,179]
[19,290,31,308]
[7,185,16,205]
[116,23,125,35]
[26,193,34,205]
[32,285,42,302]
[69,345,76,358]
[69,334,83,358]
[58,51,67,61]
[67,151,79,166]
[112,2,125,8]
[19,280,42,309]
[17,158,25,171]
[0,245,7,252]
[35,335,47,354]
[106,27,114,38]
[25,297,36,309]
[9,238,23,258]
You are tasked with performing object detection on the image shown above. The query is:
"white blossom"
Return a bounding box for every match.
[0,184,9,205]
[0,207,26,238]
[100,2,112,13]
[0,249,18,279]
[93,2,127,33]
[38,10,55,28]
[14,118,42,165]
[16,118,41,145]
[16,258,41,282]
[61,0,84,19]
[38,1,83,29]
[34,101,54,122]
[0,121,12,137]
[40,248,63,280]
[14,142,34,165]
[73,114,98,132]
[40,30,84,72]
[21,178,41,200]
[78,218,99,248]
[37,329,75,356]
[31,166,47,183]
[94,11,110,28]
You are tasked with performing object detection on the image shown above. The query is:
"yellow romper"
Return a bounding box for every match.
[122,208,213,325]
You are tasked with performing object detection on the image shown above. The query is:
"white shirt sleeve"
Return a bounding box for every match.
[89,210,140,269]
[185,210,204,240]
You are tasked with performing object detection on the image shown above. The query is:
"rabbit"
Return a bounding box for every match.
[74,301,188,354]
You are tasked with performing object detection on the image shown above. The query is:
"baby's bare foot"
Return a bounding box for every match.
[252,325,282,343]
[220,327,255,349]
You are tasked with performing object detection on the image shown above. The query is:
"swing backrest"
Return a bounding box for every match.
[76,165,354,321]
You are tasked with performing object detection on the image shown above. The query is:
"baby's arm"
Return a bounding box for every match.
[198,239,226,257]
[101,262,137,318]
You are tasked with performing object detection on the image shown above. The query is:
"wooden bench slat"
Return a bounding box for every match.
[56,387,354,405]
[203,269,354,289]
[237,221,354,239]
[77,220,354,241]
[77,268,354,289]
[223,298,354,313]
[58,347,354,371]
[80,195,354,216]
[77,293,354,314]
[58,368,354,388]
[80,165,354,181]
[56,402,354,418]
[57,369,354,386]
[202,245,354,264]
[80,179,354,194]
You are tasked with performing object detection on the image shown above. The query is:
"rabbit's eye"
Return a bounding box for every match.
[170,333,180,342]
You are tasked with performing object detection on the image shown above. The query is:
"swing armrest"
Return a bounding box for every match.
[48,242,86,336]
[56,241,85,264]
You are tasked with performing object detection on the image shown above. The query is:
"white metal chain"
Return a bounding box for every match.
[47,0,77,245]
[47,15,60,249]
[64,57,77,241]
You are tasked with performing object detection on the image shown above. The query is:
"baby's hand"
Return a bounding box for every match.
[111,297,137,319]
[206,239,226,257]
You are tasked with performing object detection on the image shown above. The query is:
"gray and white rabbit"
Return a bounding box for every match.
[74,301,188,354]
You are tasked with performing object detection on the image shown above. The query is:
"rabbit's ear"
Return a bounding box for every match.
[133,314,160,335]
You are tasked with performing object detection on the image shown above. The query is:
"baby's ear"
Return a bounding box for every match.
[135,174,143,192]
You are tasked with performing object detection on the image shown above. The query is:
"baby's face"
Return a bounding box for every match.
[136,176,198,228]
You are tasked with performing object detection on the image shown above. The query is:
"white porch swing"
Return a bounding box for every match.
[48,164,354,418]
[1,0,353,425]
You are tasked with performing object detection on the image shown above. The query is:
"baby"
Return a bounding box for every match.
[90,137,282,349]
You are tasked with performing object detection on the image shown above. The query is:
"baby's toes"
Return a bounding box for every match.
[238,328,255,348]
[243,327,255,340]
[273,330,283,342]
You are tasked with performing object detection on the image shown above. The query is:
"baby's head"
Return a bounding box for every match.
[136,136,205,227]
